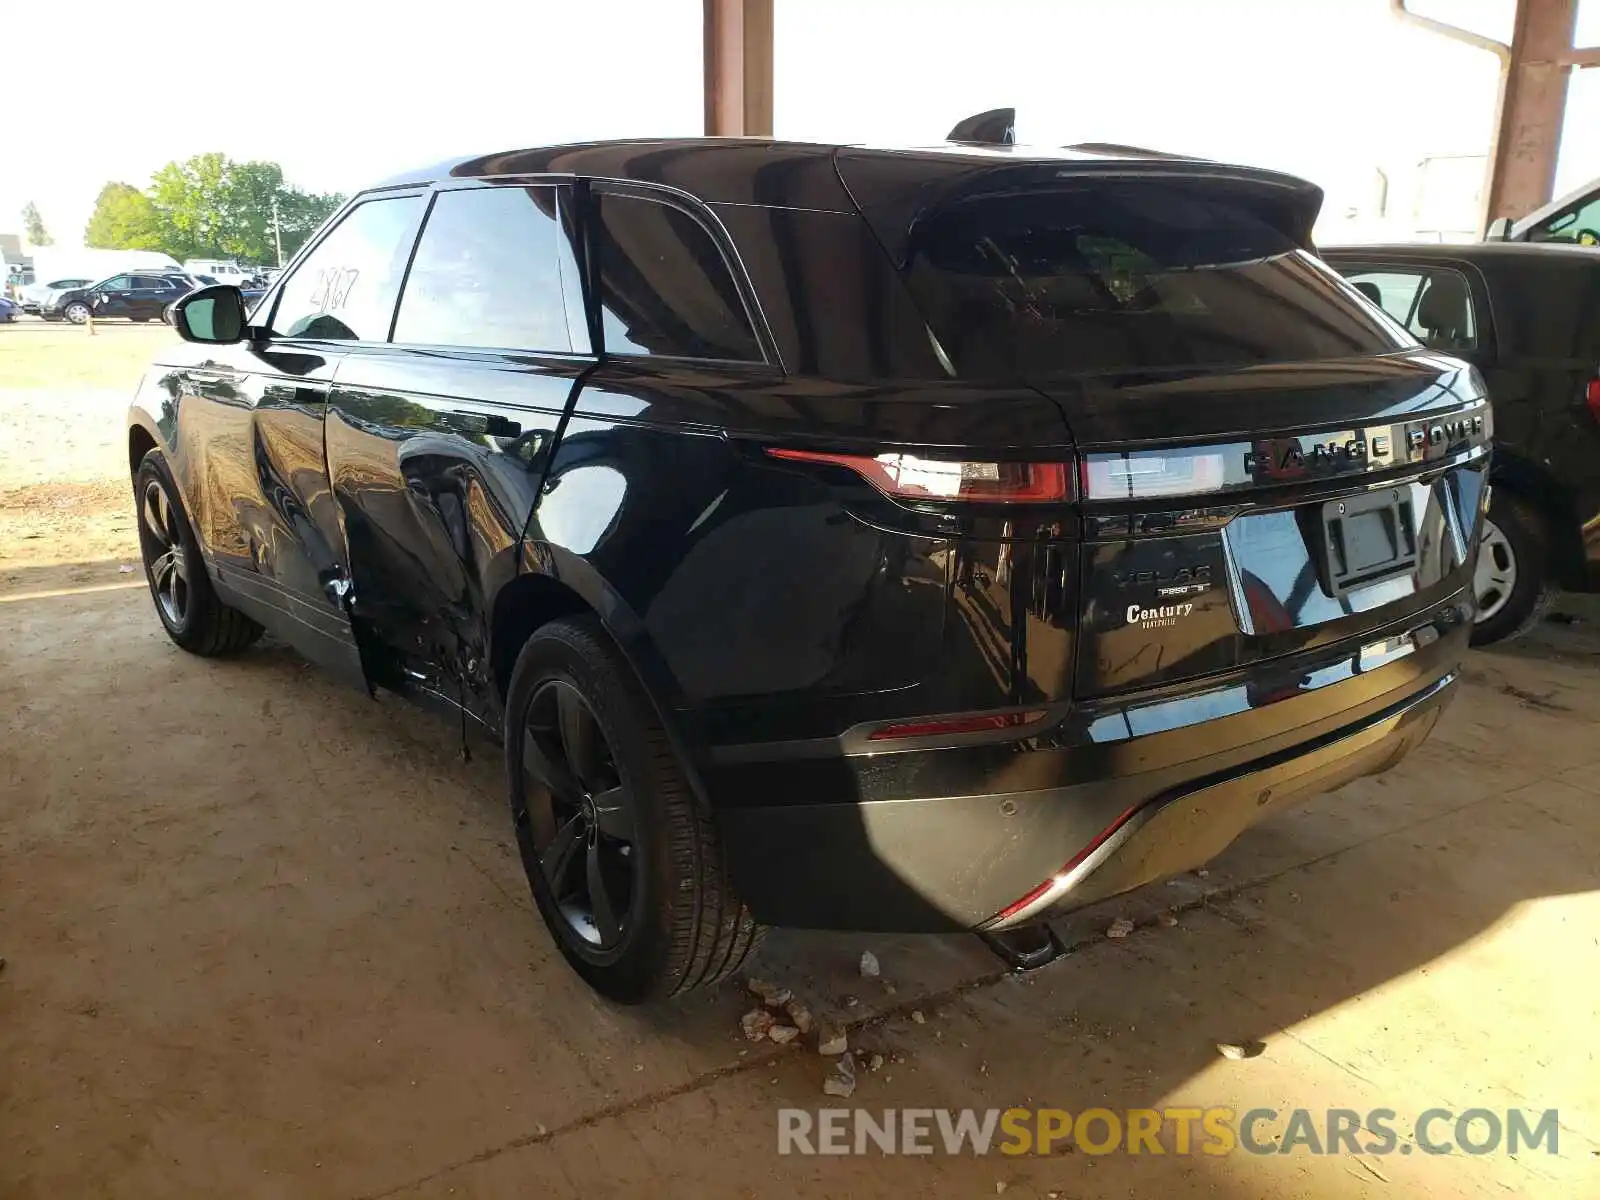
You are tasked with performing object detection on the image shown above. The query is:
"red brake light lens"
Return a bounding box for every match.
[1586,377,1600,422]
[866,710,1047,742]
[767,448,1071,503]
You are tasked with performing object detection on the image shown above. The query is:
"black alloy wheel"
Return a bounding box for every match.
[518,680,640,950]
[504,616,761,1003]
[133,450,263,655]
[139,476,192,630]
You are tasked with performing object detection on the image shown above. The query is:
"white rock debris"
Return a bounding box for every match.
[816,1027,848,1057]
[823,1053,857,1098]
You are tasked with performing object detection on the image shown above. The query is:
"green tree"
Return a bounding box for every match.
[141,153,343,265]
[269,186,344,263]
[84,183,163,250]
[21,202,52,246]
[147,152,233,261]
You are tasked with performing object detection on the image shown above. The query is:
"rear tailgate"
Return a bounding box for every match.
[1066,355,1488,698]
[837,151,1490,699]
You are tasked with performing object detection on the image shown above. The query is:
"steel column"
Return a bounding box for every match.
[704,0,774,137]
[1486,0,1578,222]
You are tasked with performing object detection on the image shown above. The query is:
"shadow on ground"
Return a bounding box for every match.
[1,581,1596,1198]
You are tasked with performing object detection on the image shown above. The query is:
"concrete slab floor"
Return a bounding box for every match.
[1,586,1596,1199]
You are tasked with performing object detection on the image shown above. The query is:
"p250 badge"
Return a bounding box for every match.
[1126,602,1195,630]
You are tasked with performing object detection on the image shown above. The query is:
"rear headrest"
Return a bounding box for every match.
[1417,273,1468,336]
[1352,280,1382,306]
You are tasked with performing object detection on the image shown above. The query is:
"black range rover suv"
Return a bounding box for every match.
[128,137,1489,1001]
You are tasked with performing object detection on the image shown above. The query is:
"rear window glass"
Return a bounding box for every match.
[903,184,1409,377]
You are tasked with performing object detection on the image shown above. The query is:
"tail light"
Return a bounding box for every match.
[766,448,1072,503]
[1586,376,1600,423]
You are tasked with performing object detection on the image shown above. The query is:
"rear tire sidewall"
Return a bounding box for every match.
[1470,491,1549,646]
[504,621,675,1003]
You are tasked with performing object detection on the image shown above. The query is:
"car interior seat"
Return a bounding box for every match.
[1415,273,1471,350]
[1353,280,1383,306]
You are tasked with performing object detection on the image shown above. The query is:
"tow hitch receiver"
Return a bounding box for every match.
[979,924,1069,971]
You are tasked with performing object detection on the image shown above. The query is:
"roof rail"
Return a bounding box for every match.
[946,108,1016,146]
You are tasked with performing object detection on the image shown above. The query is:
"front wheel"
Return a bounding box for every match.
[135,450,264,655]
[1470,491,1553,646]
[505,616,760,1003]
[63,301,91,324]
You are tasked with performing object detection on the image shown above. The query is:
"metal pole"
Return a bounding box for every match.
[271,197,284,268]
[1486,0,1579,223]
[703,0,773,136]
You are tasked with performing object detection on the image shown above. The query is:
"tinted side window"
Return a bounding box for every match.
[393,185,574,352]
[1339,266,1478,351]
[269,196,423,341]
[100,276,133,291]
[591,191,762,362]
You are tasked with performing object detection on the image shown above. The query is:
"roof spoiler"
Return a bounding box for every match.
[946,108,1016,146]
[1065,141,1199,161]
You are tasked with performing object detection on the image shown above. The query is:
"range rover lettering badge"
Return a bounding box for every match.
[1244,437,1368,476]
[1406,413,1485,452]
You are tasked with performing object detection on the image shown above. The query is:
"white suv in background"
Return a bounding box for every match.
[181,260,257,286]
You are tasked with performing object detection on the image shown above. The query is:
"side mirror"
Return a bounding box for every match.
[1484,216,1514,242]
[171,284,247,344]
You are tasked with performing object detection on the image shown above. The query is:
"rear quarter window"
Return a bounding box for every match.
[590,190,763,363]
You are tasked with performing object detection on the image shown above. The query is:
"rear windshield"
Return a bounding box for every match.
[902,183,1409,377]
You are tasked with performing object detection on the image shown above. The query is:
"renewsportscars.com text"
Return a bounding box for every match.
[777,1106,1562,1157]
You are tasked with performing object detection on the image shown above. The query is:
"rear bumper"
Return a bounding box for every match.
[717,598,1468,933]
[984,668,1452,927]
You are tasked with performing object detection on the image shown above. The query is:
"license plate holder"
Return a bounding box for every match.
[1321,490,1417,597]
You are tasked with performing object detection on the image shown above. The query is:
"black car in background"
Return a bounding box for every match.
[128,137,1487,1001]
[1324,242,1600,643]
[42,272,192,324]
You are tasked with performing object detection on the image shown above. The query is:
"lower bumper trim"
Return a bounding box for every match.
[985,670,1456,929]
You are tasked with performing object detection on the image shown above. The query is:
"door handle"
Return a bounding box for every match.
[442,410,521,438]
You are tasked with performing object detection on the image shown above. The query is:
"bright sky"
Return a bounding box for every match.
[6,0,1599,246]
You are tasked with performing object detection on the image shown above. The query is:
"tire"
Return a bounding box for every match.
[1470,489,1554,646]
[134,450,264,656]
[505,616,760,1003]
[64,301,90,324]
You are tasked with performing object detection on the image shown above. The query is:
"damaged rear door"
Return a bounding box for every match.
[323,180,592,728]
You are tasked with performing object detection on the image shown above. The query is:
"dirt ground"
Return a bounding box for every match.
[0,321,164,594]
[2,320,1598,1198]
